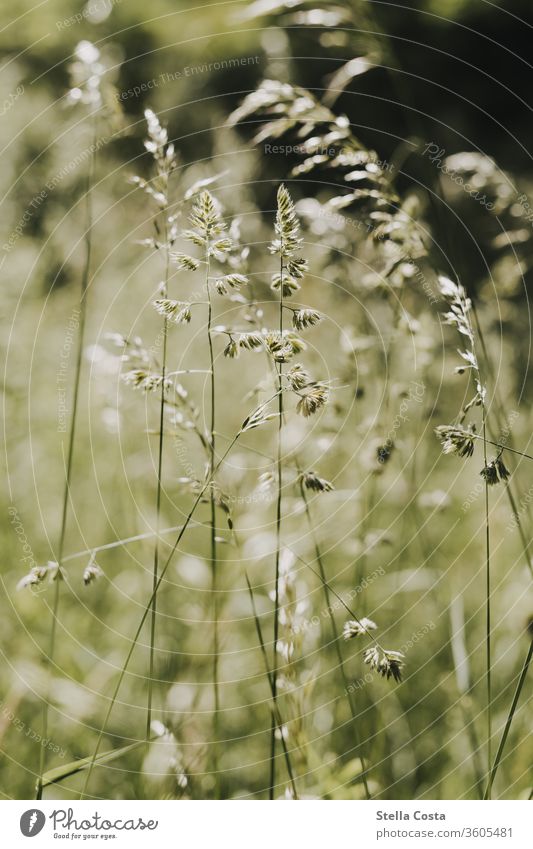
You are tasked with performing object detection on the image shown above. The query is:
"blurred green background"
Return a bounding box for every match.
[1,0,532,800]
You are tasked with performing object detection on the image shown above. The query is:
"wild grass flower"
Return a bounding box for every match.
[295,384,329,418]
[343,618,378,639]
[83,554,103,586]
[167,186,252,794]
[363,647,405,683]
[480,456,510,486]
[435,272,494,785]
[17,562,59,592]
[266,185,315,796]
[230,79,426,263]
[124,108,177,741]
[300,471,334,493]
[435,423,476,458]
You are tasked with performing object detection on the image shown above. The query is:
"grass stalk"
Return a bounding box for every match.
[245,575,298,799]
[481,412,492,790]
[36,119,96,800]
[205,240,220,796]
[484,639,533,799]
[299,482,371,799]
[146,215,170,740]
[269,252,284,799]
[79,395,276,796]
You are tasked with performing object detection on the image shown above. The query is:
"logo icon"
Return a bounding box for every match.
[20,810,46,837]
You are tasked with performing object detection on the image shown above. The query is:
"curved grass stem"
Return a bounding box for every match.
[269,252,284,799]
[205,243,221,796]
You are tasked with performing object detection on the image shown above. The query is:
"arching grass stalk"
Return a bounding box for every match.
[36,43,106,798]
[484,637,533,799]
[80,389,281,798]
[433,274,495,790]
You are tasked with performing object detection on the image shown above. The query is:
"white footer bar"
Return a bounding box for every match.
[5,800,530,848]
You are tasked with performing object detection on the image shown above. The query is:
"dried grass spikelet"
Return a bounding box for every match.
[364,646,405,683]
[435,423,476,458]
[480,456,510,486]
[301,471,334,493]
[292,309,322,331]
[286,363,311,391]
[342,614,405,684]
[263,329,305,363]
[296,383,329,418]
[17,561,59,591]
[122,369,172,394]
[170,252,200,271]
[343,618,377,639]
[83,553,104,586]
[229,80,426,264]
[153,299,192,324]
[269,183,304,258]
[238,331,263,351]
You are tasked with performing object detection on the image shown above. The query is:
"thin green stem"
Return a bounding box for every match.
[205,242,220,796]
[36,119,96,800]
[80,425,245,798]
[484,639,533,799]
[299,483,371,799]
[470,434,533,465]
[245,575,298,800]
[146,213,170,741]
[291,551,390,656]
[270,253,284,799]
[482,413,492,791]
